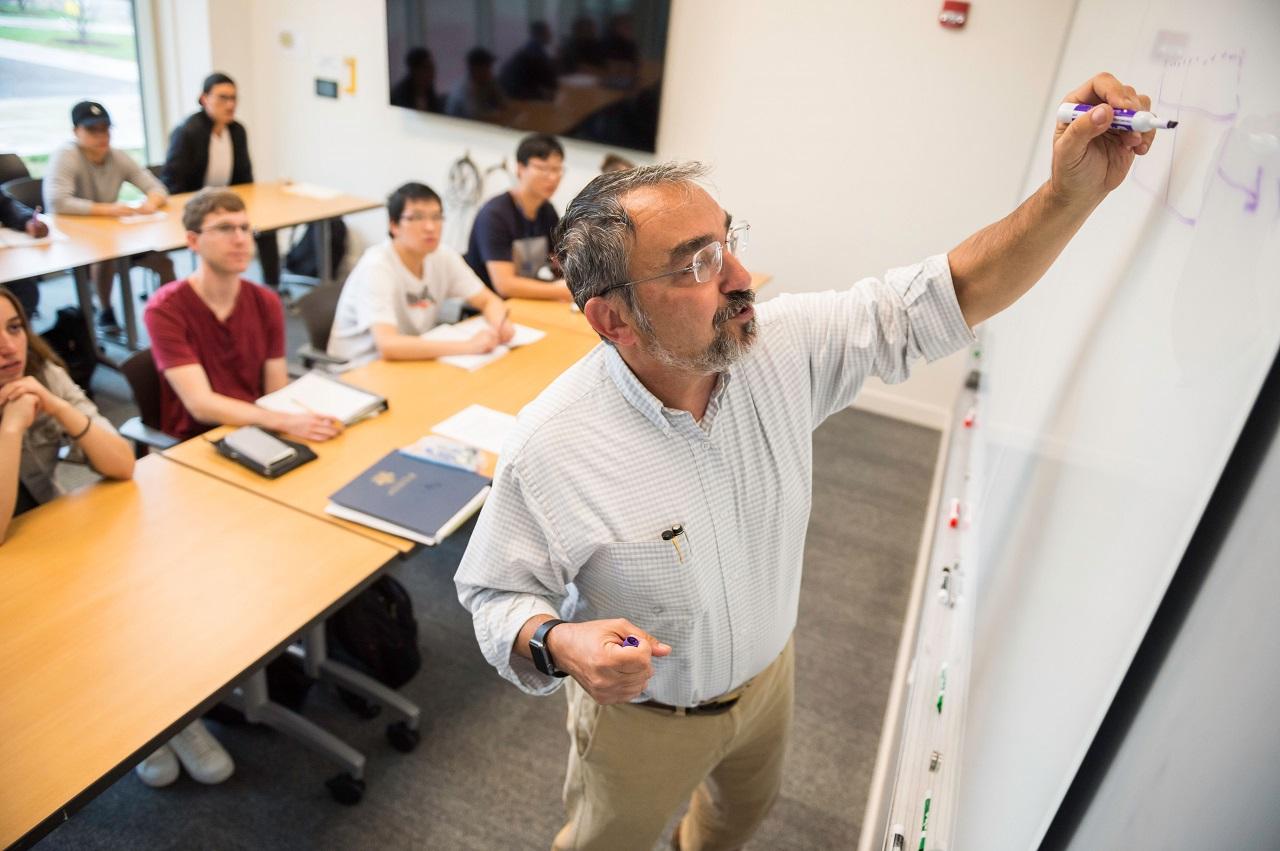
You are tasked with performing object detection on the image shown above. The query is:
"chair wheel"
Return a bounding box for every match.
[386,720,420,753]
[326,772,365,805]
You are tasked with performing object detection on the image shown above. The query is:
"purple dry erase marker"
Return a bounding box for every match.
[1057,102,1178,132]
[623,635,640,647]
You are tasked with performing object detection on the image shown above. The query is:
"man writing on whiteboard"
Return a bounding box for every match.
[455,72,1155,850]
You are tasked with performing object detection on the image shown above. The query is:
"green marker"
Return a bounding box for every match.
[936,663,948,714]
[918,791,932,850]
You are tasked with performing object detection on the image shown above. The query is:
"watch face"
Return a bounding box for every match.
[530,620,568,677]
[531,637,554,676]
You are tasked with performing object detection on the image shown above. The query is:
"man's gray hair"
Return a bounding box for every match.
[554,161,710,313]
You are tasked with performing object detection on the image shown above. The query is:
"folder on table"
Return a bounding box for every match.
[325,450,491,546]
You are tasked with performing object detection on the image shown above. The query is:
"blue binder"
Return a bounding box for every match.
[325,450,491,545]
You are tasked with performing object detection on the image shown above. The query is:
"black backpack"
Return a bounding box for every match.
[285,218,347,279]
[325,575,421,713]
[41,306,96,397]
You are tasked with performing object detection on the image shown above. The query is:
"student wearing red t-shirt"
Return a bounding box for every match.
[144,188,342,443]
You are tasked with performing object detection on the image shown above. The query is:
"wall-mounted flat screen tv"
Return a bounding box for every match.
[385,0,671,152]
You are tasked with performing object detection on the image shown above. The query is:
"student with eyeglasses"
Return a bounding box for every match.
[328,182,513,366]
[143,188,342,444]
[455,71,1158,849]
[464,133,573,302]
[160,72,282,289]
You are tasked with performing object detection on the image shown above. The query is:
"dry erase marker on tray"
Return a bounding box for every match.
[1057,102,1178,132]
[947,498,961,528]
[918,791,932,851]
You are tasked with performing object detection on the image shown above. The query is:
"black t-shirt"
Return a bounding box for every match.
[464,192,560,291]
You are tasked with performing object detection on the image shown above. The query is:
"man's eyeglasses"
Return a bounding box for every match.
[601,221,750,296]
[195,223,253,237]
[526,162,565,176]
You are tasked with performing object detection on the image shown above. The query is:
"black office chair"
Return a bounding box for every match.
[118,348,179,456]
[293,278,350,371]
[0,153,30,186]
[1,176,42,210]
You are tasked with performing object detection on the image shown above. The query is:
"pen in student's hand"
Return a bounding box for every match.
[291,396,338,424]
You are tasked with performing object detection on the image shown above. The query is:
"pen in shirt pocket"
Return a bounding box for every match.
[662,524,685,563]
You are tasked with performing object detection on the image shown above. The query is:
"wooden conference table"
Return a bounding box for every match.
[0,455,398,849]
[0,181,380,351]
[163,299,603,553]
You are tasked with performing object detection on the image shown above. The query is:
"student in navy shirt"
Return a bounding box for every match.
[465,134,573,302]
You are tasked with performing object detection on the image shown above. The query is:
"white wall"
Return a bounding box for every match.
[181,0,1076,427]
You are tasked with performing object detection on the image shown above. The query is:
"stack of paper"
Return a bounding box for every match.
[400,434,486,473]
[430,404,517,455]
[282,182,344,200]
[0,228,62,249]
[118,212,168,224]
[421,316,547,371]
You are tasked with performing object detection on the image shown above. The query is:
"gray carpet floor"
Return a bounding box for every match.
[25,269,940,850]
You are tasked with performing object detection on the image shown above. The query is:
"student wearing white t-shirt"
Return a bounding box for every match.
[328,182,514,366]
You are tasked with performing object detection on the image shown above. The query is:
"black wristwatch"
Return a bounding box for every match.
[530,618,569,678]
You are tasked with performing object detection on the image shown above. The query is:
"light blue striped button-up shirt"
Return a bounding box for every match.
[455,255,974,707]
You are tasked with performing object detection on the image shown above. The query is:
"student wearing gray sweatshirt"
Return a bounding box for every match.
[43,101,176,332]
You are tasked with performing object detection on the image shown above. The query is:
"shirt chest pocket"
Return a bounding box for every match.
[589,532,707,636]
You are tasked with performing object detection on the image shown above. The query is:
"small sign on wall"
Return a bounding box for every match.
[939,1,970,28]
[313,55,356,99]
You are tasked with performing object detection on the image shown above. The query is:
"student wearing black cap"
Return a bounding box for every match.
[161,72,281,289]
[43,101,175,332]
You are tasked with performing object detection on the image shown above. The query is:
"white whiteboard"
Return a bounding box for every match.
[955,1,1280,848]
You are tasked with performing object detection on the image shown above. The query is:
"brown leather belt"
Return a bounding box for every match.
[639,697,739,716]
[638,684,749,717]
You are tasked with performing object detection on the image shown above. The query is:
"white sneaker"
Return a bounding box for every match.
[169,719,234,784]
[135,744,179,787]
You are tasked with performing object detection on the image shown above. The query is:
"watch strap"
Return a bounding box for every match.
[530,618,568,677]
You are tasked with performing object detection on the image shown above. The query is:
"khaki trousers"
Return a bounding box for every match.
[553,638,795,851]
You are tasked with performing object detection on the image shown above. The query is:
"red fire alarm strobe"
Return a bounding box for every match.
[939,0,970,28]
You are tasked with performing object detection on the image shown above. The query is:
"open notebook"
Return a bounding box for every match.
[256,372,388,425]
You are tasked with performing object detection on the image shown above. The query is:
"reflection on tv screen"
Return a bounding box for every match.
[385,0,670,153]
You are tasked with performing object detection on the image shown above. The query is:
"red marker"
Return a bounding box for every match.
[948,499,961,528]
[963,407,976,428]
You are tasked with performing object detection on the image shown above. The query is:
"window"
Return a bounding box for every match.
[0,0,150,185]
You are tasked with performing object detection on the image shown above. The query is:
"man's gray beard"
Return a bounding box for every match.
[634,306,757,375]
